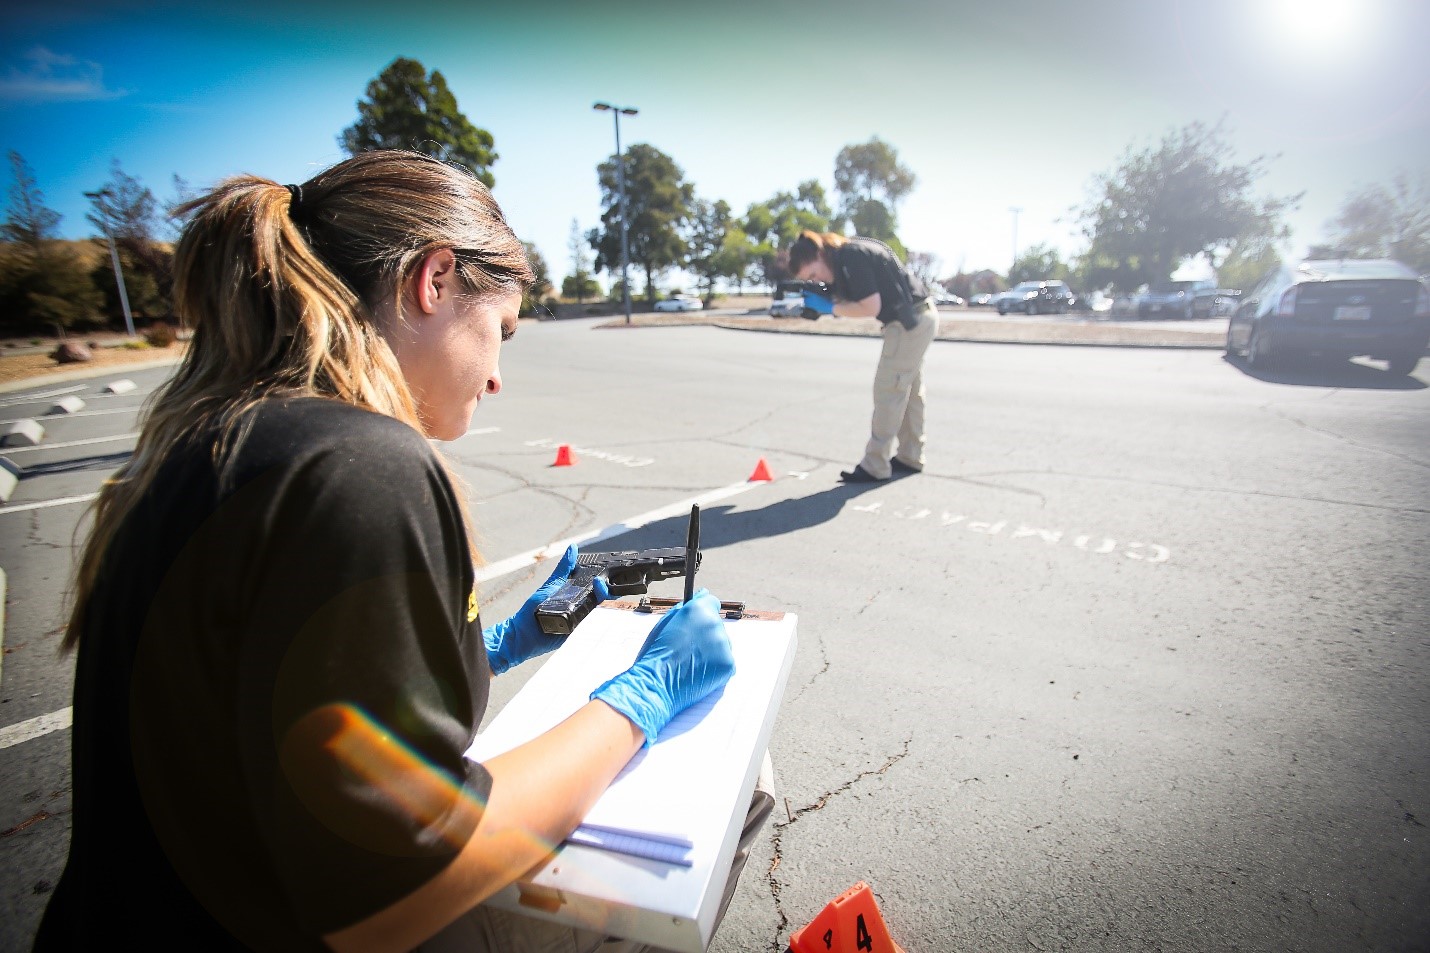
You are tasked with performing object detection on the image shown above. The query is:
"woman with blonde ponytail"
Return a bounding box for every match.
[36,151,757,953]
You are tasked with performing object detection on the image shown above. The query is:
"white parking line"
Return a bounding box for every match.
[0,493,100,515]
[0,407,143,424]
[0,432,139,455]
[0,385,87,406]
[0,707,72,750]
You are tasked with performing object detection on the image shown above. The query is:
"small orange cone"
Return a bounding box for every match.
[748,458,774,482]
[552,444,577,467]
[788,882,904,953]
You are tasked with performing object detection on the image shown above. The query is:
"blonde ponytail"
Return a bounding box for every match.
[64,151,532,651]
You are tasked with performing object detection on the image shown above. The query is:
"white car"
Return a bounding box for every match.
[653,295,703,312]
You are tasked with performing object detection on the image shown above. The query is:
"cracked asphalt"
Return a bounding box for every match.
[2,318,1428,951]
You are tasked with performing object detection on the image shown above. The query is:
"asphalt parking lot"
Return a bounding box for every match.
[2,320,1428,951]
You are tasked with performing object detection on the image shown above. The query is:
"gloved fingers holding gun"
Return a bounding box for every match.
[483,544,611,676]
[801,288,835,316]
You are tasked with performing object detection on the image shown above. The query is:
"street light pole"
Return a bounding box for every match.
[84,189,136,337]
[594,102,638,326]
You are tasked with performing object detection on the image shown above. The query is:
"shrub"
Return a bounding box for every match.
[143,322,176,348]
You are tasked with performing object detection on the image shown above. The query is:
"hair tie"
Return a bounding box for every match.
[284,184,307,225]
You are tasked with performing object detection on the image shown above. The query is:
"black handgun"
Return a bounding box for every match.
[535,547,701,636]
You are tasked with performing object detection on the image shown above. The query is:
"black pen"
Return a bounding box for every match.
[683,504,700,603]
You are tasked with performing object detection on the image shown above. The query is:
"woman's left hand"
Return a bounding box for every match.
[482,545,609,674]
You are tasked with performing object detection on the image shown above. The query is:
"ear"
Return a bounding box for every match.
[411,248,459,316]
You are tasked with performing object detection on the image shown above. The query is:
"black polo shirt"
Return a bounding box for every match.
[36,397,492,951]
[832,237,929,328]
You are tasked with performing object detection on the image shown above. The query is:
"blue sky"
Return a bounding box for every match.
[3,0,1427,285]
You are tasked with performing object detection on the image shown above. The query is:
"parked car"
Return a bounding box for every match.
[970,292,994,307]
[1138,279,1232,319]
[1196,289,1240,318]
[997,280,1074,315]
[931,289,965,307]
[654,294,703,312]
[1226,258,1430,374]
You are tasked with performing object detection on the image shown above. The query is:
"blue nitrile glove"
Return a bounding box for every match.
[803,290,834,315]
[591,589,735,746]
[483,545,612,675]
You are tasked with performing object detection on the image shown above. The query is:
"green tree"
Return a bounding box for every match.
[714,225,755,294]
[1216,240,1281,292]
[561,273,600,300]
[743,181,832,286]
[164,173,200,239]
[0,243,105,334]
[848,198,904,255]
[339,57,497,187]
[89,245,165,319]
[834,137,915,246]
[520,241,552,315]
[1009,243,1069,285]
[591,143,692,305]
[86,159,158,245]
[1075,120,1298,290]
[1323,173,1430,272]
[685,198,735,303]
[562,218,598,304]
[905,251,942,288]
[86,161,173,321]
[3,151,61,248]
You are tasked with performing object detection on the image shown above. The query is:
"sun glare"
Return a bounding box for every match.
[1262,0,1370,58]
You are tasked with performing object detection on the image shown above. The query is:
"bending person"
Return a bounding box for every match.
[35,150,768,953]
[787,229,938,482]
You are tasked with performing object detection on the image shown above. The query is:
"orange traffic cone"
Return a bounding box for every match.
[788,882,904,953]
[748,458,774,482]
[552,444,577,467]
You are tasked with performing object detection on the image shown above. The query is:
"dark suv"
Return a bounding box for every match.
[1226,258,1430,374]
[997,280,1074,315]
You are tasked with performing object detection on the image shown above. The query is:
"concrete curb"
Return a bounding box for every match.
[0,353,184,395]
[594,312,1229,349]
[711,319,1226,349]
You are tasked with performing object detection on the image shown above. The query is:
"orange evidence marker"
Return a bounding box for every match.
[748,457,774,481]
[787,881,905,953]
[552,444,577,467]
[783,881,903,944]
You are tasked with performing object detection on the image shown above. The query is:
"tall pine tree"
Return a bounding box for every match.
[340,57,497,187]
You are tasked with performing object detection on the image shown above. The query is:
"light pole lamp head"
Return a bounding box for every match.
[592,102,613,112]
[619,108,638,116]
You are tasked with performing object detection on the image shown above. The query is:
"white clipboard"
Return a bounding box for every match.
[461,601,797,952]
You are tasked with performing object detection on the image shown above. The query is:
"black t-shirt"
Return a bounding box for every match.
[35,397,493,951]
[832,237,929,328]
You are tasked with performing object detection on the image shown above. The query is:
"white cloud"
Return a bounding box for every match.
[0,46,127,102]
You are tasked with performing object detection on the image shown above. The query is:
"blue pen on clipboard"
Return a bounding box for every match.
[683,504,699,604]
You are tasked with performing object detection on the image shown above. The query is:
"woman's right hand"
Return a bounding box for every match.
[590,589,735,745]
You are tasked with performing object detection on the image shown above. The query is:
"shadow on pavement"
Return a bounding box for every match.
[593,475,904,553]
[15,451,133,476]
[1224,355,1427,390]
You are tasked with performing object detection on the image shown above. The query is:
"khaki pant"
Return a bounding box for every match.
[423,754,776,953]
[857,301,938,479]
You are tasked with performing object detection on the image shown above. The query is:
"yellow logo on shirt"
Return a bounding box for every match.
[467,587,479,623]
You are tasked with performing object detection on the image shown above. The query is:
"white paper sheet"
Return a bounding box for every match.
[466,605,792,843]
